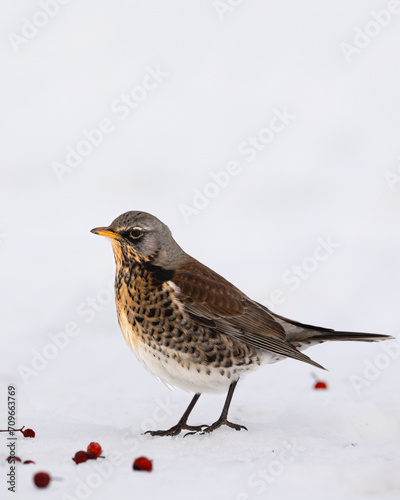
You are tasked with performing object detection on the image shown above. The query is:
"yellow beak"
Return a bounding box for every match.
[91,227,120,240]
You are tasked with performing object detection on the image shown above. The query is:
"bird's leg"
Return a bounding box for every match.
[144,393,207,436]
[186,381,247,436]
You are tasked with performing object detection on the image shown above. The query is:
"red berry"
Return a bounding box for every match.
[86,442,102,458]
[23,460,36,464]
[72,451,88,464]
[33,472,51,488]
[22,428,35,438]
[133,456,153,472]
[6,456,21,463]
[314,381,328,389]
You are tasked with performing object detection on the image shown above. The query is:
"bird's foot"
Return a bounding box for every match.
[144,422,208,437]
[185,418,248,436]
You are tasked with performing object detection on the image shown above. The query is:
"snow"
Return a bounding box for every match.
[1,1,400,498]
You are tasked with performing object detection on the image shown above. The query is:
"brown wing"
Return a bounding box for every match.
[172,258,246,317]
[172,256,325,369]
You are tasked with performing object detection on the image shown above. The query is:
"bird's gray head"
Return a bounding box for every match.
[91,211,185,268]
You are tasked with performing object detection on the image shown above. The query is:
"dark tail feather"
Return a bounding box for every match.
[271,310,394,345]
[289,331,394,371]
[266,309,394,368]
[301,331,394,343]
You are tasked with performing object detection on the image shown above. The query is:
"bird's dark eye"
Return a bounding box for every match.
[130,227,143,239]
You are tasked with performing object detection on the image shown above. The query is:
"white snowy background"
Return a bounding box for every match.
[1,1,400,499]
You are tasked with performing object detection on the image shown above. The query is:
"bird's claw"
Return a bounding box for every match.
[184,419,248,436]
[144,423,208,437]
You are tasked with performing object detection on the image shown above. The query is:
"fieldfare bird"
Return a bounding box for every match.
[91,211,392,436]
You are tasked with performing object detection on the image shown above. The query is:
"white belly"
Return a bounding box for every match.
[119,318,254,394]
